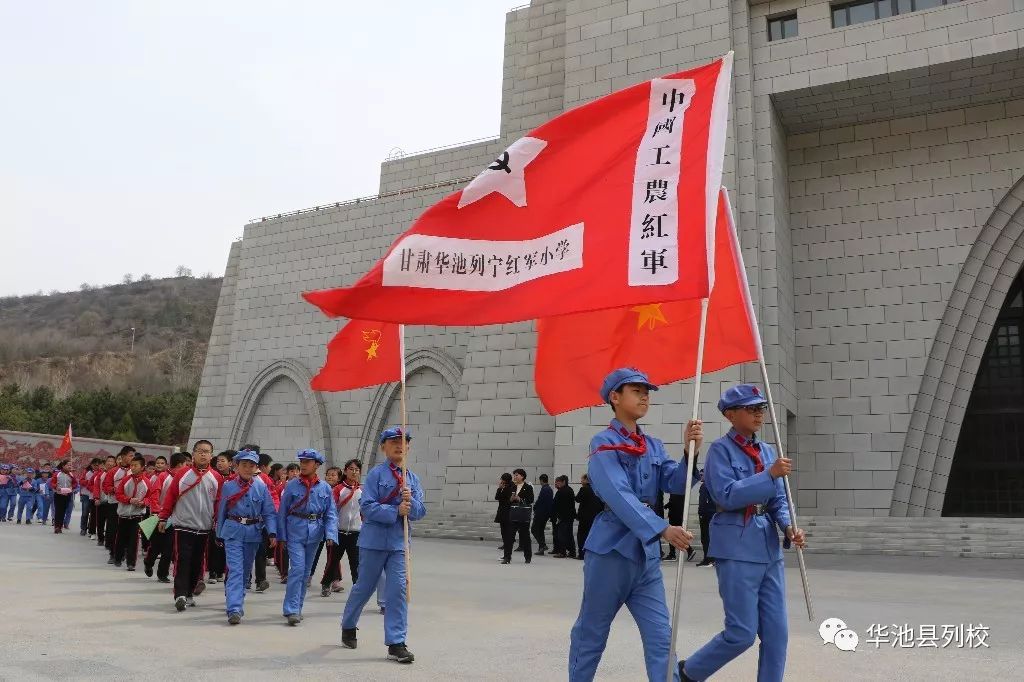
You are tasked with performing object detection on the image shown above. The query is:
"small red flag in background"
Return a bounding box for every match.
[311,320,402,392]
[55,424,73,458]
[304,55,733,326]
[534,188,759,415]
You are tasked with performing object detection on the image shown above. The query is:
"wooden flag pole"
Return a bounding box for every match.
[721,189,814,622]
[399,324,411,603]
[666,297,709,682]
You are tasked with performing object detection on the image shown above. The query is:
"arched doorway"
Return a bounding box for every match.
[943,272,1024,517]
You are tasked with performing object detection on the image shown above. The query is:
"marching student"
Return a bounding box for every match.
[215,449,277,625]
[158,440,222,612]
[317,465,343,596]
[34,469,51,526]
[680,385,806,682]
[341,427,426,665]
[207,450,236,584]
[277,449,337,625]
[102,448,134,561]
[49,461,78,534]
[144,451,190,582]
[16,467,37,524]
[321,459,363,595]
[79,458,101,537]
[273,462,301,583]
[252,451,277,593]
[567,368,702,682]
[113,454,149,570]
[0,464,12,522]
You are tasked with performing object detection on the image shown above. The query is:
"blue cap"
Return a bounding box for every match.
[233,450,259,465]
[296,448,325,465]
[26,467,35,474]
[717,384,768,412]
[599,367,659,404]
[0,464,9,470]
[380,427,412,443]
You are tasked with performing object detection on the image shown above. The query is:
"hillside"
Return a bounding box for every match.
[0,276,220,396]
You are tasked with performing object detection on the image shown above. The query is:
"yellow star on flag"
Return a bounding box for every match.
[631,303,668,331]
[362,329,382,360]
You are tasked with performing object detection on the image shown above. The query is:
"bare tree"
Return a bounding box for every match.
[174,265,193,278]
[140,273,152,282]
[80,282,92,291]
[122,273,133,285]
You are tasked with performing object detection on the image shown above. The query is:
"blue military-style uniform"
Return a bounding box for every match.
[568,368,696,682]
[341,427,426,650]
[216,450,279,623]
[278,448,338,621]
[0,465,14,521]
[36,472,52,524]
[682,384,793,682]
[16,468,37,523]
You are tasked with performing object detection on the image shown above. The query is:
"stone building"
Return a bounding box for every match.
[191,0,1024,555]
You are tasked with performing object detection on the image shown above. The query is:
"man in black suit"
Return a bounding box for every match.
[574,474,603,560]
[531,474,554,555]
[551,475,576,558]
[502,468,534,564]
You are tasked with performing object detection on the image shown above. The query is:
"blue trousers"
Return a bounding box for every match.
[0,493,8,519]
[62,495,73,527]
[341,548,408,645]
[16,496,35,522]
[568,551,679,682]
[6,494,16,519]
[224,540,260,616]
[36,495,51,523]
[282,540,320,616]
[683,558,787,682]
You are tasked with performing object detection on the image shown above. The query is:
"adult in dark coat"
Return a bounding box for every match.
[531,474,554,555]
[502,468,534,564]
[574,474,603,560]
[494,473,513,553]
[552,475,576,558]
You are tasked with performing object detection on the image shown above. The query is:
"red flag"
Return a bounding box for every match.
[311,320,402,392]
[304,54,733,325]
[534,188,759,415]
[55,424,73,458]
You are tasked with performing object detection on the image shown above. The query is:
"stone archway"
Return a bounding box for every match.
[893,180,1024,517]
[229,359,332,463]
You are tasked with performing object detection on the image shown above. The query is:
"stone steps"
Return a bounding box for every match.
[411,513,1024,559]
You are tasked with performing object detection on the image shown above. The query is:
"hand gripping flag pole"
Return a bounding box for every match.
[665,298,708,682]
[399,324,412,603]
[726,191,814,622]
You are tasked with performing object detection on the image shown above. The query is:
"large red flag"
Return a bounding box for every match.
[311,320,402,392]
[304,54,732,325]
[55,424,73,458]
[534,188,759,415]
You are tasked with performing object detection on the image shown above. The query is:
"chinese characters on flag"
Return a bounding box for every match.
[533,189,760,415]
[304,54,732,325]
[310,320,402,392]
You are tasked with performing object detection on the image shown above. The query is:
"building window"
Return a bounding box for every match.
[767,13,798,41]
[832,0,960,28]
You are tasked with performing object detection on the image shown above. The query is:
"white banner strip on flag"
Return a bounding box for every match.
[382,223,584,292]
[628,78,694,286]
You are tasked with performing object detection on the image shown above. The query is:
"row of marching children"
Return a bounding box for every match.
[0,461,77,529]
[62,426,426,665]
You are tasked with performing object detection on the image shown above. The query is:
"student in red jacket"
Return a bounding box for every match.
[144,451,190,582]
[114,455,150,570]
[49,460,78,534]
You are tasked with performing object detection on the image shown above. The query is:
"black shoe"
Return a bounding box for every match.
[114,561,123,568]
[686,547,697,562]
[144,563,154,577]
[387,643,415,664]
[536,548,546,556]
[500,558,511,564]
[175,596,187,612]
[679,660,697,682]
[80,529,86,536]
[696,559,713,567]
[158,576,171,583]
[255,580,270,593]
[552,553,566,558]
[286,614,301,626]
[341,628,358,649]
[126,565,135,572]
[228,612,242,625]
[107,557,114,565]
[193,581,206,596]
[663,553,678,562]
[321,586,331,597]
[525,557,531,564]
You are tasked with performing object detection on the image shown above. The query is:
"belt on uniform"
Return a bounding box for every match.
[716,504,768,515]
[603,501,652,512]
[289,512,323,520]
[339,530,359,535]
[228,515,262,525]
[120,514,145,520]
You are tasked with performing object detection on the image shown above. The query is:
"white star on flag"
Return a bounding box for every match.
[457,137,547,209]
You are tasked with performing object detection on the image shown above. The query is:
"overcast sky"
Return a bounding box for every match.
[1,1,522,296]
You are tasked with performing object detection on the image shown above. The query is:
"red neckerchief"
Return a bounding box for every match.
[288,474,319,514]
[732,432,765,525]
[591,423,648,457]
[225,476,253,512]
[334,480,360,508]
[178,466,209,499]
[380,464,404,504]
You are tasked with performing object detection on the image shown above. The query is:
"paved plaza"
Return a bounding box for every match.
[1,519,1021,681]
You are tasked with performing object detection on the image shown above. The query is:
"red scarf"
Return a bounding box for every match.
[334,480,360,509]
[288,474,320,514]
[732,432,765,525]
[225,477,253,512]
[591,424,648,457]
[380,465,405,504]
[178,466,209,500]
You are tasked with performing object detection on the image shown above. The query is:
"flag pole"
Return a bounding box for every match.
[666,297,708,682]
[722,189,814,622]
[399,324,411,603]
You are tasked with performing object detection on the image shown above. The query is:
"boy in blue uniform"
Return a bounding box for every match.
[568,368,703,682]
[341,426,426,665]
[0,464,11,521]
[680,384,806,682]
[36,469,52,526]
[4,466,18,520]
[216,449,278,625]
[16,468,37,524]
[278,448,337,625]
